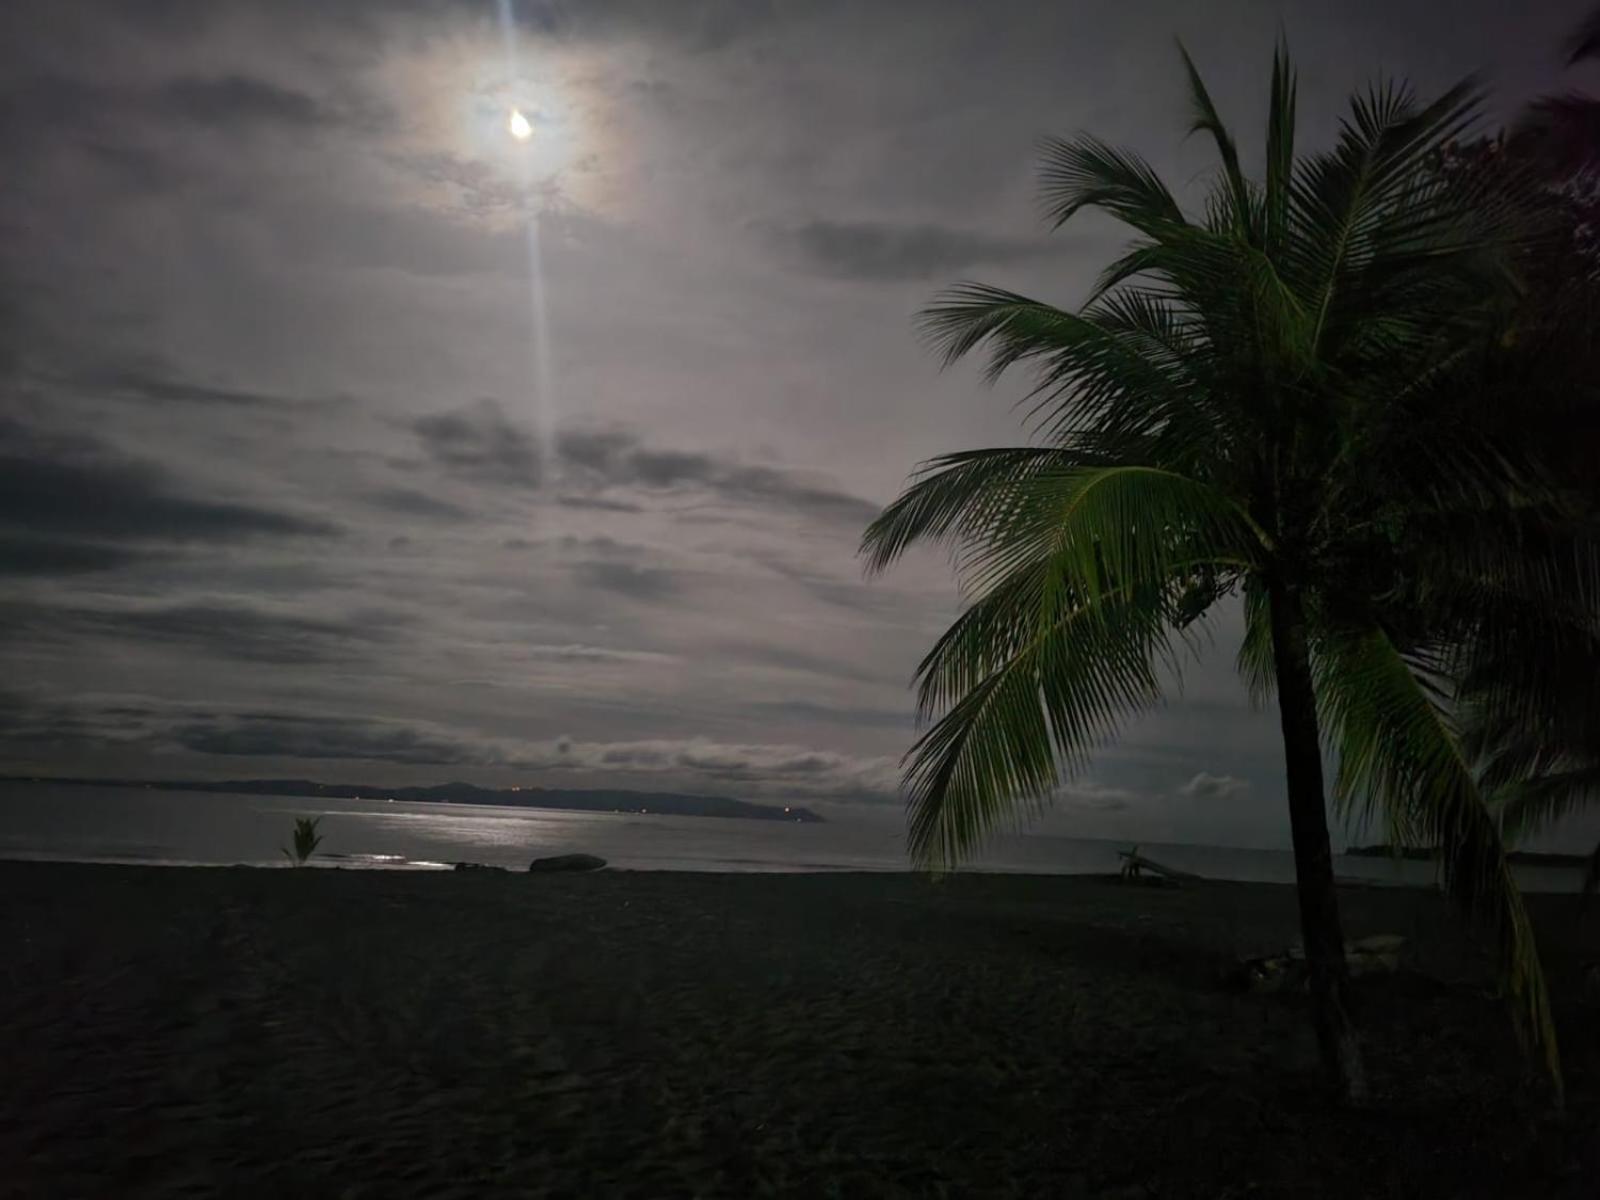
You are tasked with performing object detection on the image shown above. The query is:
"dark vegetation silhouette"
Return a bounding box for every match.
[282,816,324,867]
[863,41,1594,1104]
[1439,11,1600,901]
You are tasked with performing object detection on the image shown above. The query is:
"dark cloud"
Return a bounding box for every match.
[412,399,540,487]
[748,552,903,613]
[412,418,878,521]
[763,218,1062,282]
[169,712,477,764]
[573,560,678,601]
[753,699,913,730]
[3,601,405,665]
[0,689,486,768]
[73,357,309,409]
[556,430,635,473]
[556,428,879,522]
[0,688,126,749]
[155,75,329,128]
[556,495,646,513]
[509,734,898,799]
[718,640,889,685]
[559,534,614,551]
[369,487,474,521]
[0,72,336,162]
[0,420,339,543]
[0,536,146,577]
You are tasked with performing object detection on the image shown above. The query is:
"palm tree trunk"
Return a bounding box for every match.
[1267,579,1368,1103]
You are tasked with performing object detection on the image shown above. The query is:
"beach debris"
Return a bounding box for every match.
[528,853,607,873]
[1118,847,1201,885]
[1346,934,1407,976]
[1287,933,1408,976]
[1232,934,1410,992]
[1232,954,1305,993]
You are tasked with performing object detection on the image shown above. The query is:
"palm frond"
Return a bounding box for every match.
[1236,577,1276,706]
[1564,5,1600,65]
[904,579,1175,869]
[916,283,1210,450]
[1038,134,1187,234]
[861,446,1105,574]
[1083,223,1250,310]
[1178,42,1254,236]
[1494,766,1600,844]
[1290,74,1490,358]
[946,465,1267,599]
[1313,624,1561,1100]
[1264,41,1299,254]
[883,463,1265,869]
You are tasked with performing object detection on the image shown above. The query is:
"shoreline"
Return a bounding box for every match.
[0,850,1563,894]
[0,850,1409,888]
[6,782,1592,892]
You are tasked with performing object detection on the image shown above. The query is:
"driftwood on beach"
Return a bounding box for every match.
[1118,848,1202,884]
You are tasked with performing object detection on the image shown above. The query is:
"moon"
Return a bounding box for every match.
[508,108,532,140]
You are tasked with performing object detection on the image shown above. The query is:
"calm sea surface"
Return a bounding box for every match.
[0,783,1583,892]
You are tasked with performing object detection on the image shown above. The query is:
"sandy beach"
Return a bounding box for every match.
[2,862,1595,1198]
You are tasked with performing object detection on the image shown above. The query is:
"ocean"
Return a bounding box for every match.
[0,782,1584,892]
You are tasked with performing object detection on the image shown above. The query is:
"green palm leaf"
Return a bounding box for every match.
[904,583,1173,869]
[1313,625,1561,1100]
[1038,133,1186,234]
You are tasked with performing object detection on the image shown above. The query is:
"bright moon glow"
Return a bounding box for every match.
[509,108,532,140]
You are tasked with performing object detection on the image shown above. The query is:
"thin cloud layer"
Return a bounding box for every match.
[763,218,1071,282]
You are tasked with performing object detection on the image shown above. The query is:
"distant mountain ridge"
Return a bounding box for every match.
[3,775,824,823]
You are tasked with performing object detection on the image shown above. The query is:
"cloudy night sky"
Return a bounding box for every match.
[1,0,1591,848]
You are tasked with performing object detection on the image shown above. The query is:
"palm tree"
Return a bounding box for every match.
[862,44,1561,1104]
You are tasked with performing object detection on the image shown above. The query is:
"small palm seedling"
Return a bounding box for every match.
[282,816,324,867]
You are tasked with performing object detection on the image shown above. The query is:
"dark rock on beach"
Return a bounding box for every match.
[527,853,607,873]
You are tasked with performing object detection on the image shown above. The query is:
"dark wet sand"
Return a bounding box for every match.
[1,862,1596,1198]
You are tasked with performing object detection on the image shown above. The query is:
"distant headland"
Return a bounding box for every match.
[2,775,825,823]
[1345,843,1586,869]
